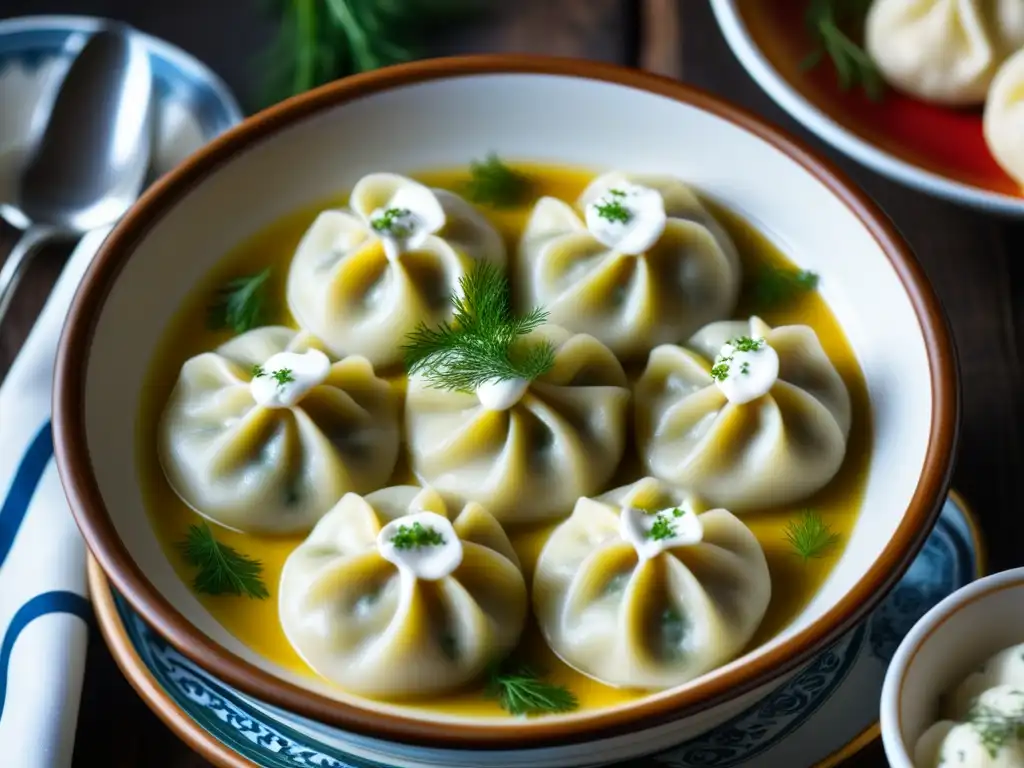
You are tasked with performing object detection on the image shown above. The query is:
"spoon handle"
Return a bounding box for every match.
[0,226,56,328]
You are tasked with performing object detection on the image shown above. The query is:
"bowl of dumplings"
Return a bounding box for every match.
[711,0,1024,215]
[53,55,958,767]
[881,568,1024,768]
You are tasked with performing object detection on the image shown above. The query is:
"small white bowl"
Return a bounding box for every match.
[881,567,1024,767]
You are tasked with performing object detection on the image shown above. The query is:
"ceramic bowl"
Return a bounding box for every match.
[880,567,1024,768]
[52,55,959,761]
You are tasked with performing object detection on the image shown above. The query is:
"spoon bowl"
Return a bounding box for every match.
[0,25,152,324]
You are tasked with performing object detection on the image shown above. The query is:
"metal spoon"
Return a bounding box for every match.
[0,26,153,325]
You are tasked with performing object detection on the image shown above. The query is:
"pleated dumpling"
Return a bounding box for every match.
[405,324,630,523]
[278,486,528,698]
[517,171,740,360]
[287,173,505,367]
[635,316,851,511]
[158,326,399,534]
[533,477,771,690]
[865,0,1024,106]
[985,48,1024,187]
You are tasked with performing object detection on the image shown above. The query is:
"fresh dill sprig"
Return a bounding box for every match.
[390,522,445,549]
[750,265,820,309]
[784,510,841,561]
[177,522,269,599]
[258,0,482,108]
[485,660,578,717]
[208,268,271,334]
[801,0,884,100]
[461,153,533,208]
[402,263,556,392]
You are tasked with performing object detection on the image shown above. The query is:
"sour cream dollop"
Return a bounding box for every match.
[368,182,446,262]
[250,349,331,408]
[584,183,666,255]
[619,504,704,562]
[476,377,529,411]
[711,336,779,405]
[377,511,463,581]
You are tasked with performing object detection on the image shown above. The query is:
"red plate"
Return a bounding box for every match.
[711,0,1024,213]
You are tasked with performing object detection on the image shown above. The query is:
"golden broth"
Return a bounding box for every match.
[138,163,871,717]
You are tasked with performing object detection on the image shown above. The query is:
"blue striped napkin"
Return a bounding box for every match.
[0,227,111,768]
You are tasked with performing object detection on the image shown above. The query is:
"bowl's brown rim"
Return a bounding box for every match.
[53,53,960,749]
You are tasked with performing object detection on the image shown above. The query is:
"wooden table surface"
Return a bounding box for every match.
[1,1,1021,766]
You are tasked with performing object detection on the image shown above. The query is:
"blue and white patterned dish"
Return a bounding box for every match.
[0,14,242,206]
[94,493,983,768]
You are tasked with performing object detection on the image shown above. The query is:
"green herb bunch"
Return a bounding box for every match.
[802,0,883,100]
[260,0,482,107]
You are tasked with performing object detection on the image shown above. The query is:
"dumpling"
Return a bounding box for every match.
[915,686,1024,768]
[405,324,630,523]
[985,48,1024,188]
[286,173,505,368]
[532,477,771,690]
[158,326,399,534]
[516,171,740,360]
[634,316,851,511]
[949,643,1024,718]
[278,485,527,698]
[865,0,1024,106]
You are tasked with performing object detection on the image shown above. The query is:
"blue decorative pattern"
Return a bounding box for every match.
[0,422,52,569]
[0,590,91,721]
[120,601,371,768]
[654,626,865,767]
[867,510,974,664]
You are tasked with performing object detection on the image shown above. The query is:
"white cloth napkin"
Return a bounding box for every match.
[0,226,112,768]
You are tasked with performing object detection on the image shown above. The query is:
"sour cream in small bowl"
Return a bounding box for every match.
[881,567,1024,768]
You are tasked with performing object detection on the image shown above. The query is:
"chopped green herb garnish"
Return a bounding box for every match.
[272,368,295,387]
[801,0,883,101]
[370,207,414,237]
[390,521,445,549]
[208,268,271,334]
[730,336,765,352]
[402,263,555,392]
[177,522,269,599]
[740,361,751,375]
[751,264,820,309]
[784,510,841,561]
[461,153,532,208]
[648,515,677,541]
[485,661,578,716]
[670,507,685,517]
[967,702,1024,758]
[594,198,632,224]
[608,188,626,197]
[710,361,732,382]
[252,366,295,388]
